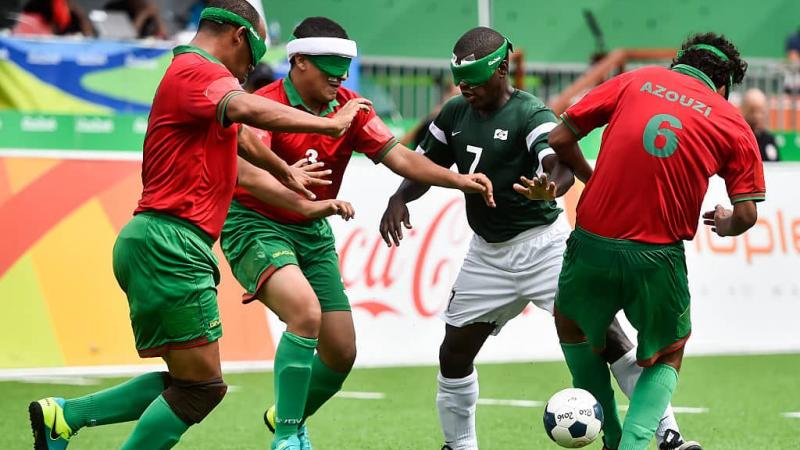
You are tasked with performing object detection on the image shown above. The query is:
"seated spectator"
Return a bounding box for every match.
[244,63,276,93]
[13,0,93,37]
[741,88,780,162]
[104,0,166,39]
[788,28,800,63]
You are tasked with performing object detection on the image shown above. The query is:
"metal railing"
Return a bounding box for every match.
[360,55,800,130]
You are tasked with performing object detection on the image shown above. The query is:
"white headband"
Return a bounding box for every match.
[286,37,358,60]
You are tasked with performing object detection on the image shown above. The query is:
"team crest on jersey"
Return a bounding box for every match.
[494,129,508,140]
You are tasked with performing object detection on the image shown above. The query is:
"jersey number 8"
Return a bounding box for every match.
[643,114,682,158]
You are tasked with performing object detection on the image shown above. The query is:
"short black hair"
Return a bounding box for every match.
[453,27,507,62]
[198,0,260,33]
[672,32,747,89]
[293,17,348,39]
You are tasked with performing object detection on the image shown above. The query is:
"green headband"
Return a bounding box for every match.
[450,39,510,86]
[677,43,733,98]
[200,7,266,65]
[308,55,352,78]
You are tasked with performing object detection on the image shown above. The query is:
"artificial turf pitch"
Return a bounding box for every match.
[2,353,798,449]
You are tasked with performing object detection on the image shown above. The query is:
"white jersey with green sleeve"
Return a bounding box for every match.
[418,90,562,243]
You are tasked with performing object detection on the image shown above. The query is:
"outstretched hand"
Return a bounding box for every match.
[513,174,557,201]
[379,195,412,247]
[458,173,496,208]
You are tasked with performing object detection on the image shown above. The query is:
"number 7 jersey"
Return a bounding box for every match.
[419,90,562,243]
[561,66,766,244]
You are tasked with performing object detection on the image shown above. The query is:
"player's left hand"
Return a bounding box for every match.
[513,174,557,201]
[279,159,333,200]
[703,204,734,236]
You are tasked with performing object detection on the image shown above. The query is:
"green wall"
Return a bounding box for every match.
[262,0,800,62]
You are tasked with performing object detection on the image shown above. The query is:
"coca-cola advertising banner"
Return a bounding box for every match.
[0,155,797,372]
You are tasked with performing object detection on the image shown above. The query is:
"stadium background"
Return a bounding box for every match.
[0,1,798,448]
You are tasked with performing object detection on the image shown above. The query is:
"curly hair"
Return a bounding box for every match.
[671,32,748,89]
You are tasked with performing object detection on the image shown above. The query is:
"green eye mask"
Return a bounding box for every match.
[200,7,267,65]
[308,55,352,78]
[450,39,511,86]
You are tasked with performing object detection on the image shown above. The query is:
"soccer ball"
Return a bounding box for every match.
[543,388,604,448]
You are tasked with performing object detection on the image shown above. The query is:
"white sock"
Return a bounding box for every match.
[437,369,479,450]
[610,348,680,446]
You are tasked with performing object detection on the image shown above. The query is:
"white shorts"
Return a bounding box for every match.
[441,218,570,335]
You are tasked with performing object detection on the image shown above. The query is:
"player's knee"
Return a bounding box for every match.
[284,300,322,337]
[334,344,357,372]
[162,377,228,425]
[439,342,474,378]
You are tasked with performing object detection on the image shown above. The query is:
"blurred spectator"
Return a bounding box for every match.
[104,0,166,38]
[787,28,800,63]
[183,0,207,31]
[741,88,780,162]
[13,0,93,37]
[244,63,276,93]
[785,28,800,94]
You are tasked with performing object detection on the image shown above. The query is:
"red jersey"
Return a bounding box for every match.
[562,66,766,244]
[234,77,398,224]
[135,46,244,240]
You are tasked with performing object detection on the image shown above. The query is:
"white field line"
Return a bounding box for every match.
[618,405,709,414]
[335,391,386,400]
[477,398,545,408]
[18,376,101,386]
[781,412,800,418]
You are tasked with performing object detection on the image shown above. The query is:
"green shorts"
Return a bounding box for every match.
[221,200,350,312]
[555,227,691,366]
[112,212,222,358]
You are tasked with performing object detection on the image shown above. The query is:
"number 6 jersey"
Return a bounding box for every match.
[561,66,766,244]
[420,90,562,243]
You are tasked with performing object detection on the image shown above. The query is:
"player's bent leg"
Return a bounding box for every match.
[259,266,320,447]
[120,342,225,450]
[619,347,685,450]
[29,371,171,449]
[555,308,624,450]
[604,322,695,449]
[437,323,493,450]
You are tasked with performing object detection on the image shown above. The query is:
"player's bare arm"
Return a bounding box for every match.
[381,145,496,207]
[226,93,371,137]
[237,126,334,199]
[547,123,593,184]
[513,154,575,201]
[237,157,354,221]
[702,201,758,237]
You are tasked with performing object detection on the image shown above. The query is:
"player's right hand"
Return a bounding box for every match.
[457,173,496,208]
[702,204,733,236]
[380,195,412,247]
[304,199,355,221]
[328,98,372,137]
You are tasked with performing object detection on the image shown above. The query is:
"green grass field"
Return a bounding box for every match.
[3,353,799,449]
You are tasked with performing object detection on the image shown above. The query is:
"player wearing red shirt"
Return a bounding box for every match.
[548,34,762,450]
[28,3,369,450]
[220,17,494,450]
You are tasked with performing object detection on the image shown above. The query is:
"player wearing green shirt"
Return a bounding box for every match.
[381,27,697,450]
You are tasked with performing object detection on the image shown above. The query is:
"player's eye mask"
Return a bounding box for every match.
[287,37,358,78]
[200,7,268,66]
[451,39,513,87]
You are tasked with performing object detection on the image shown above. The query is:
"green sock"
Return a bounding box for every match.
[274,331,318,440]
[63,371,168,430]
[561,342,623,449]
[303,355,349,419]
[119,394,189,450]
[619,364,679,450]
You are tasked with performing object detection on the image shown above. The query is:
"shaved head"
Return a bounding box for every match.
[741,88,768,131]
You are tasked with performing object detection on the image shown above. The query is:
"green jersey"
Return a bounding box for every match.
[419,90,562,243]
